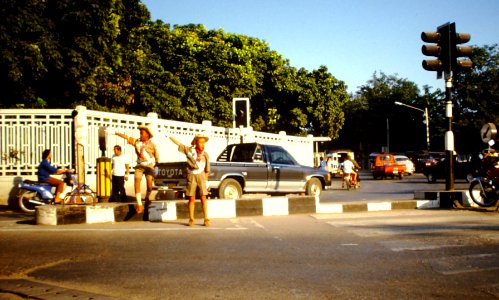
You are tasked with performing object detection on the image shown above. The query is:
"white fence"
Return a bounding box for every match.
[0,106,325,206]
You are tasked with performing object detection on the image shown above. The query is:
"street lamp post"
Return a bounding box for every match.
[394,101,430,151]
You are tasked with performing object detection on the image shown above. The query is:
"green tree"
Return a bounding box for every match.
[338,72,424,156]
[0,0,52,107]
[452,44,499,152]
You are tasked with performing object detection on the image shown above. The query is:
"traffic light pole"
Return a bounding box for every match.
[421,21,472,191]
[444,74,454,191]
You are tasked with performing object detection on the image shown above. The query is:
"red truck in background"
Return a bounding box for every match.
[369,153,406,179]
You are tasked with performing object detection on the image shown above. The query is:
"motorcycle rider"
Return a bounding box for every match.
[38,149,70,203]
[341,155,361,187]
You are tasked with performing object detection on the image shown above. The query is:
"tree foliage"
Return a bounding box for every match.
[2,1,496,145]
[0,1,348,138]
[337,44,498,161]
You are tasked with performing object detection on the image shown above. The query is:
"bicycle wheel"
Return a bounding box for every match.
[469,180,498,207]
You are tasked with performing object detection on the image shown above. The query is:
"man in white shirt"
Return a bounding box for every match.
[341,155,359,187]
[111,145,130,202]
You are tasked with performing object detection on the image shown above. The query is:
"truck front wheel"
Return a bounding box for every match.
[306,178,322,196]
[218,179,243,200]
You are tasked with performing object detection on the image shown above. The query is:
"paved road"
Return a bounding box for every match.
[0,209,498,299]
[321,171,470,203]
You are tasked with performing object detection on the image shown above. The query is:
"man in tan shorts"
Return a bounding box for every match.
[115,125,158,213]
[168,134,210,226]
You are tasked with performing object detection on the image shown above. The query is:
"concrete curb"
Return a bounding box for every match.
[35,195,443,225]
[414,190,476,208]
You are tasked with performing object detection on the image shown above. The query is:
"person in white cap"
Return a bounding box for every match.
[167,134,210,226]
[115,125,158,214]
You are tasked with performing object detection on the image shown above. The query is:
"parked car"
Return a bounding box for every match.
[394,155,415,175]
[155,143,331,199]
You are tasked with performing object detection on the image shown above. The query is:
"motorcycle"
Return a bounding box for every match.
[18,170,95,213]
[468,149,499,207]
[341,169,360,190]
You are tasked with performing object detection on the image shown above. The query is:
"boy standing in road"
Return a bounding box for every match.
[110,145,130,203]
[115,125,158,213]
[167,134,210,227]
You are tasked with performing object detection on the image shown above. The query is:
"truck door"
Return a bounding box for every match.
[227,143,268,192]
[266,145,305,191]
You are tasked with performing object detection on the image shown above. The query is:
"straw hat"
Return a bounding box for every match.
[191,134,209,145]
[137,125,154,138]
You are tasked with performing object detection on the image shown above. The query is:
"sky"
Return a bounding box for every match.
[141,0,499,94]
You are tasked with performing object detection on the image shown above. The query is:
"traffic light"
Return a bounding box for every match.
[421,22,472,74]
[451,30,473,71]
[421,22,452,73]
[233,98,249,128]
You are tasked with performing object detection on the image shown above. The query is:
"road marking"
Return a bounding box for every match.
[380,237,468,252]
[427,253,499,275]
[0,226,247,232]
[341,243,359,246]
[249,219,265,229]
[231,218,266,229]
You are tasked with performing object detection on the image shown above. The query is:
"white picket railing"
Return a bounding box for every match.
[0,109,74,176]
[1,106,321,179]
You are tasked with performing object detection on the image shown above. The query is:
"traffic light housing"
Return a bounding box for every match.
[421,23,452,73]
[233,98,250,128]
[451,31,473,71]
[421,22,472,74]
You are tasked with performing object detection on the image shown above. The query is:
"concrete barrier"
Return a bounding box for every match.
[413,190,474,208]
[34,194,439,225]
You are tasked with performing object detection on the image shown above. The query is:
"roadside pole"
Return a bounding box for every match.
[444,74,454,191]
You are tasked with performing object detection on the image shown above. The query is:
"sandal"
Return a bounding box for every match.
[203,219,210,227]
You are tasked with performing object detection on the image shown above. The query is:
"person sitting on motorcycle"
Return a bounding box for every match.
[348,155,362,185]
[38,149,70,203]
[341,155,360,185]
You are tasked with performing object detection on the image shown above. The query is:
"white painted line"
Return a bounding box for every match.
[86,206,115,224]
[207,199,236,219]
[390,245,460,252]
[440,266,499,275]
[249,219,265,229]
[316,203,343,214]
[148,201,177,221]
[262,197,288,216]
[416,200,439,209]
[0,227,247,232]
[367,202,391,211]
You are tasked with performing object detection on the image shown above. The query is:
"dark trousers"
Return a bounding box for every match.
[111,175,127,202]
